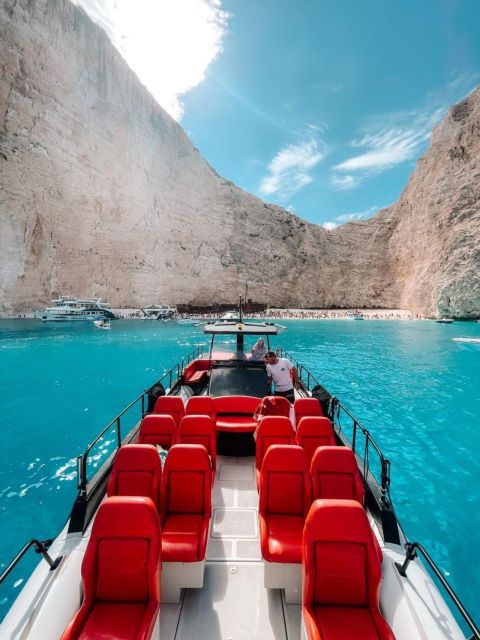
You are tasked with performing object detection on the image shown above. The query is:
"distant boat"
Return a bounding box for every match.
[436,317,454,324]
[93,319,111,330]
[34,296,116,322]
[453,337,480,349]
[176,316,202,325]
[140,304,176,321]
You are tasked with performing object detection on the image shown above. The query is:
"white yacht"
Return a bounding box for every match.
[35,296,116,322]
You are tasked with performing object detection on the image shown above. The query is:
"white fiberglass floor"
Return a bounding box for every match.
[160,455,301,640]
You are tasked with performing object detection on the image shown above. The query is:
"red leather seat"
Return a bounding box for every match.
[153,396,185,427]
[303,499,395,640]
[294,397,323,424]
[61,497,161,640]
[160,444,212,562]
[259,445,311,564]
[295,416,336,466]
[255,416,295,488]
[107,445,162,511]
[185,396,216,421]
[177,415,217,475]
[310,446,364,504]
[214,395,261,432]
[138,414,177,450]
[254,395,291,419]
[183,359,210,384]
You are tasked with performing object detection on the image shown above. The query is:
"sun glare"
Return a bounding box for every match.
[73,0,229,119]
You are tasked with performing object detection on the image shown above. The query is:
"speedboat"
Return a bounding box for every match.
[34,296,116,322]
[1,316,478,640]
[436,317,454,324]
[453,337,480,350]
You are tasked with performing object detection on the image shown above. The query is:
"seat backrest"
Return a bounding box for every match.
[294,398,323,424]
[213,395,261,416]
[259,445,311,516]
[107,445,162,511]
[310,446,364,504]
[138,414,177,450]
[153,395,185,426]
[295,416,336,465]
[254,395,291,420]
[255,416,295,472]
[161,444,212,521]
[185,396,216,420]
[82,496,161,605]
[177,415,217,471]
[303,499,381,609]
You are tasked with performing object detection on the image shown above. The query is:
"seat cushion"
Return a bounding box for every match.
[312,605,395,640]
[216,416,257,432]
[162,514,208,562]
[77,603,154,640]
[264,514,304,563]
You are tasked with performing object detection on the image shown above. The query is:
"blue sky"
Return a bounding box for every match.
[76,0,480,227]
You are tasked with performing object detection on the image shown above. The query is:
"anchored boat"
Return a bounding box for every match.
[34,296,116,322]
[1,315,478,640]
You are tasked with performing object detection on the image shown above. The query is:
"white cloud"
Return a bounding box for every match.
[259,136,327,199]
[73,0,230,120]
[330,73,479,188]
[336,206,379,223]
[330,174,359,191]
[323,205,380,230]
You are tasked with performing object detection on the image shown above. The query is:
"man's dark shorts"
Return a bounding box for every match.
[274,388,295,404]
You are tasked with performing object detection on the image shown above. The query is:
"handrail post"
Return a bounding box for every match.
[381,458,391,506]
[352,419,357,453]
[141,393,145,417]
[396,542,417,577]
[116,417,121,449]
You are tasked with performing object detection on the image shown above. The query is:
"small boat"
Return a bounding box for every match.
[436,317,454,324]
[1,307,478,640]
[93,319,111,330]
[453,337,480,349]
[176,316,202,325]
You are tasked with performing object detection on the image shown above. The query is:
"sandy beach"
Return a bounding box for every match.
[1,307,421,320]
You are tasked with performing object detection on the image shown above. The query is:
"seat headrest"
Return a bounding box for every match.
[140,414,177,432]
[297,416,333,435]
[311,446,358,473]
[257,415,294,435]
[255,396,291,417]
[92,496,160,539]
[262,444,307,472]
[154,395,185,413]
[304,499,373,545]
[111,444,161,470]
[186,396,215,412]
[164,444,211,472]
[179,415,215,431]
[294,398,322,416]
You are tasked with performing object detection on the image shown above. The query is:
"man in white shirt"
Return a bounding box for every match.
[265,351,299,403]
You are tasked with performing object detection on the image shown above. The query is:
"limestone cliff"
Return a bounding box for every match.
[0,0,478,317]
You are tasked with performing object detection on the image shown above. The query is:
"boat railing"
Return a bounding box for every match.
[77,345,205,490]
[0,539,61,588]
[396,542,480,639]
[277,348,391,507]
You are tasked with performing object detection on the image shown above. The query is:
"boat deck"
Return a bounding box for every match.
[160,455,300,639]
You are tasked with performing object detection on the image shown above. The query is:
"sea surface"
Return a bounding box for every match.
[1,318,479,628]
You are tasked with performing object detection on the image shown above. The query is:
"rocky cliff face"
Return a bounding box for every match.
[0,0,478,317]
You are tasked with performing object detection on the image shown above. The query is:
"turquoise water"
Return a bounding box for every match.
[1,318,479,626]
